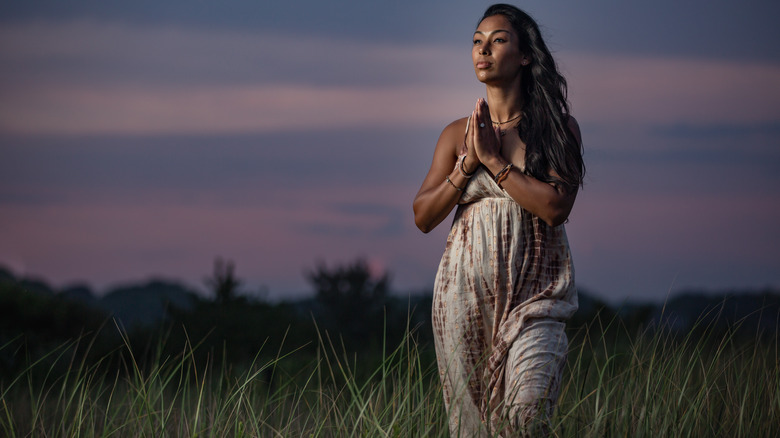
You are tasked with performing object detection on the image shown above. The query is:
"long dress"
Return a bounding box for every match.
[432,164,578,437]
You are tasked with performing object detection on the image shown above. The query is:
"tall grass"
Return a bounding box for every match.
[1,322,447,437]
[554,310,780,438]
[1,315,778,437]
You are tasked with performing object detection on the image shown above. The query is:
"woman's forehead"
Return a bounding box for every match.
[476,14,512,33]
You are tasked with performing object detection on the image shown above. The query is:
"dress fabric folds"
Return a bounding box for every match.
[432,166,578,437]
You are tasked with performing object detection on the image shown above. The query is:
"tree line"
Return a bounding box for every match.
[0,258,433,379]
[1,259,778,381]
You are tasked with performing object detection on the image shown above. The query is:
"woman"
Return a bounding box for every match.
[413,4,584,436]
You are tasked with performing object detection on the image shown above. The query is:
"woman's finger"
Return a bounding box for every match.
[470,109,478,144]
[475,99,485,130]
[477,98,485,126]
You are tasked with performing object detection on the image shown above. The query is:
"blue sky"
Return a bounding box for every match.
[1,0,779,302]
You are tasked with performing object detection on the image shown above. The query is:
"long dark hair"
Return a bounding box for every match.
[480,4,584,191]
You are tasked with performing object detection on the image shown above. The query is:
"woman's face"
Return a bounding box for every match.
[472,15,527,85]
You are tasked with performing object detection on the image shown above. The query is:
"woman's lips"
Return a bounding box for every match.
[476,61,492,69]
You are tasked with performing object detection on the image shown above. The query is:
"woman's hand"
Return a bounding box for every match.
[468,98,503,167]
[413,117,474,233]
[459,114,480,174]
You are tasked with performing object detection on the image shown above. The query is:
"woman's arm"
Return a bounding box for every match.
[486,159,578,227]
[413,118,480,233]
[470,99,582,227]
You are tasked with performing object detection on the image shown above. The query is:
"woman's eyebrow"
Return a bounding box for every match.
[473,29,512,37]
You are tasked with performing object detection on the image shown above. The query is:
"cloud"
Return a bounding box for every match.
[651,121,780,140]
[0,20,479,135]
[540,1,780,63]
[0,0,476,46]
[0,178,422,294]
[563,52,780,127]
[299,202,406,238]
[0,19,471,88]
[0,83,475,135]
[0,128,436,204]
[567,188,780,301]
[2,10,779,301]
[3,19,779,140]
[4,1,780,64]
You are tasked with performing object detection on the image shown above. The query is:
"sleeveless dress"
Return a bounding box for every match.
[432,164,578,436]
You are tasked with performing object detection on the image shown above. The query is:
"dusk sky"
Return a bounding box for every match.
[1,0,779,303]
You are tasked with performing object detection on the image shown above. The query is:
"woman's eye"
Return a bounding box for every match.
[494,38,506,43]
[473,39,481,45]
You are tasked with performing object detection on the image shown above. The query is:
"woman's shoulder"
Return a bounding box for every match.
[438,116,470,143]
[434,116,470,155]
[566,114,582,146]
[566,114,580,129]
[443,116,470,134]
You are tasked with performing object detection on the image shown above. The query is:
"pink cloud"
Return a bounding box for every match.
[4,20,777,141]
[0,84,476,136]
[568,189,780,262]
[562,52,780,127]
[4,50,778,140]
[0,20,477,136]
[0,181,435,295]
[3,174,777,299]
[2,20,778,301]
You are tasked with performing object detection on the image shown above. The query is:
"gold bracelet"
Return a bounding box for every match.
[445,175,463,191]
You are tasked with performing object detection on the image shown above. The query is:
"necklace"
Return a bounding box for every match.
[492,113,522,136]
[491,113,523,126]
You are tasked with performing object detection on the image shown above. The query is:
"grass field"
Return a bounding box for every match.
[2,316,778,437]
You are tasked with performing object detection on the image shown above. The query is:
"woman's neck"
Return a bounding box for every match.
[485,82,525,123]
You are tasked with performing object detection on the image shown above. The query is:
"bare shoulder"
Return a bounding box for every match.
[442,116,469,139]
[437,116,470,154]
[567,114,582,145]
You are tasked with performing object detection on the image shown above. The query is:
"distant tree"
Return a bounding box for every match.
[60,284,97,304]
[0,279,110,377]
[205,258,241,305]
[306,259,390,348]
[0,265,15,284]
[100,280,198,330]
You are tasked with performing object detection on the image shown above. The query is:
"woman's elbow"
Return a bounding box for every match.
[413,193,450,233]
[414,213,437,233]
[417,223,433,233]
[540,190,576,227]
[544,214,568,228]
[540,204,571,227]
[413,207,434,233]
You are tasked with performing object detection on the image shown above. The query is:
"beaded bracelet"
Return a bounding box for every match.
[494,162,513,186]
[445,175,463,191]
[456,154,475,178]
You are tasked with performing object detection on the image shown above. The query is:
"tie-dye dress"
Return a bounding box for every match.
[432,165,578,437]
